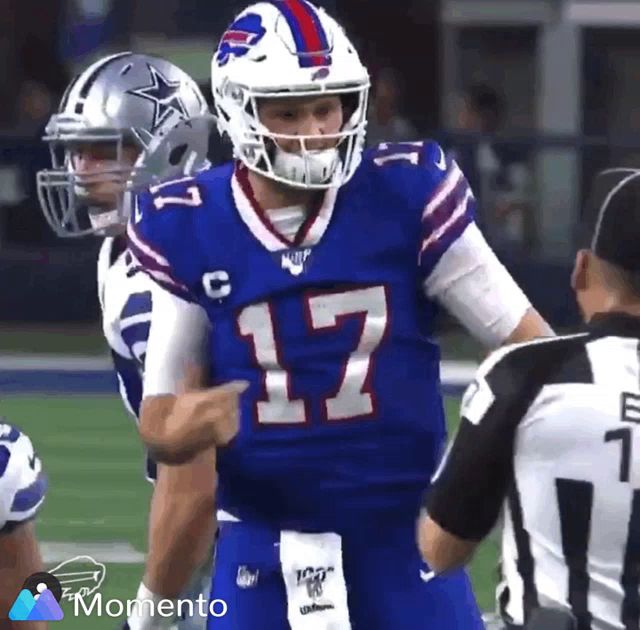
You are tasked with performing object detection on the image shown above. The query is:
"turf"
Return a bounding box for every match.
[2,395,498,628]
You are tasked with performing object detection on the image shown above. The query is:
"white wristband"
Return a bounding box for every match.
[127,582,178,630]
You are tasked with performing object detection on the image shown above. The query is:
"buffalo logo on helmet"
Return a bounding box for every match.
[216,14,267,67]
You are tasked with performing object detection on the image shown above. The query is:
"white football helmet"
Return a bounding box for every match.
[211,0,370,190]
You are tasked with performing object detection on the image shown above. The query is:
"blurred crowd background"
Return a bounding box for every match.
[3,0,640,331]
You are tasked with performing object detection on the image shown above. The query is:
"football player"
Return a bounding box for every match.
[36,52,224,630]
[0,422,47,629]
[130,2,554,628]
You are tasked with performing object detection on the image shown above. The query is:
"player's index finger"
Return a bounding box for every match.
[211,380,250,396]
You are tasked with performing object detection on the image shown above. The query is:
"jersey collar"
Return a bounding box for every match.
[231,163,338,252]
[587,311,640,338]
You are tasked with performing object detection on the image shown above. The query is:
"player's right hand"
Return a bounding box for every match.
[171,379,248,448]
[140,364,249,464]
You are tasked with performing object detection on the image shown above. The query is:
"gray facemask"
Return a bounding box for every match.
[37,52,213,237]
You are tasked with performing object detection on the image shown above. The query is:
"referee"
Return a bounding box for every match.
[418,168,640,630]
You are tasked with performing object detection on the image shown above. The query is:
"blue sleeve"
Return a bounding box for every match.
[366,140,477,275]
[119,289,152,367]
[111,350,143,418]
[126,186,199,304]
[417,143,476,273]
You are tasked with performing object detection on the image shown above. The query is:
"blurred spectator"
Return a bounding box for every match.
[366,67,417,147]
[1,79,55,247]
[14,80,54,137]
[448,83,536,256]
[60,0,119,61]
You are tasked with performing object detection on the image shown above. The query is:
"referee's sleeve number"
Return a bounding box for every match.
[604,392,640,483]
[604,428,632,483]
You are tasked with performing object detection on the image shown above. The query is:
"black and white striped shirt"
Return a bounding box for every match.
[427,312,640,630]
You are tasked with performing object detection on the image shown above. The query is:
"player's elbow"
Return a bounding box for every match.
[139,396,172,442]
[417,514,446,572]
[417,513,475,575]
[505,307,554,346]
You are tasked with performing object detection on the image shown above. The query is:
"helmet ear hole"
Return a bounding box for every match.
[341,94,358,121]
[169,144,188,166]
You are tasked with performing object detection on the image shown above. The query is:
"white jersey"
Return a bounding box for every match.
[0,423,47,533]
[98,237,212,630]
[97,236,209,480]
[427,313,640,630]
[98,236,153,419]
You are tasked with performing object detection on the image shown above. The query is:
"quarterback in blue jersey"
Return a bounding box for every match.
[130,1,553,628]
[36,53,221,630]
[0,422,47,627]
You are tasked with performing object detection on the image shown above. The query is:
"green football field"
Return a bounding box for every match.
[2,394,499,628]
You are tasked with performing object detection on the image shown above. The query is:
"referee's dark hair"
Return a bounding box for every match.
[573,168,640,308]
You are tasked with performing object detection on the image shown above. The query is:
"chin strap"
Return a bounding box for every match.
[271,146,340,187]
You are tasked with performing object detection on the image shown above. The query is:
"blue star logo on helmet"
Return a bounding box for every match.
[126,64,189,132]
[215,13,266,67]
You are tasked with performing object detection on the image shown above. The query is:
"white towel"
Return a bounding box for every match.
[279,531,352,630]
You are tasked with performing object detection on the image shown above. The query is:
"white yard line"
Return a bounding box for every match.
[0,355,111,370]
[41,541,145,564]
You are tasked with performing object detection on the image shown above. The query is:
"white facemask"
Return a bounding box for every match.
[271,146,341,187]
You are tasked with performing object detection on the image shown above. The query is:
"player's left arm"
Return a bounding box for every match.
[126,449,217,629]
[144,452,217,598]
[418,144,553,347]
[417,345,537,573]
[0,523,45,630]
[424,222,553,347]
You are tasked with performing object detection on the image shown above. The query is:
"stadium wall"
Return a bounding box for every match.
[0,356,476,396]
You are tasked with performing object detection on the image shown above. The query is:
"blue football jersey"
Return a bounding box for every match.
[129,140,476,534]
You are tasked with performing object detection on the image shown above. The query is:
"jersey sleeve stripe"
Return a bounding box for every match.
[424,176,471,235]
[128,252,193,300]
[120,313,152,329]
[129,253,197,304]
[126,222,172,270]
[419,189,475,258]
[422,162,463,221]
[10,471,48,513]
[122,291,153,316]
[0,445,9,477]
[111,350,143,418]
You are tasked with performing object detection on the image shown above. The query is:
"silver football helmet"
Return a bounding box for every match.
[37,52,213,237]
